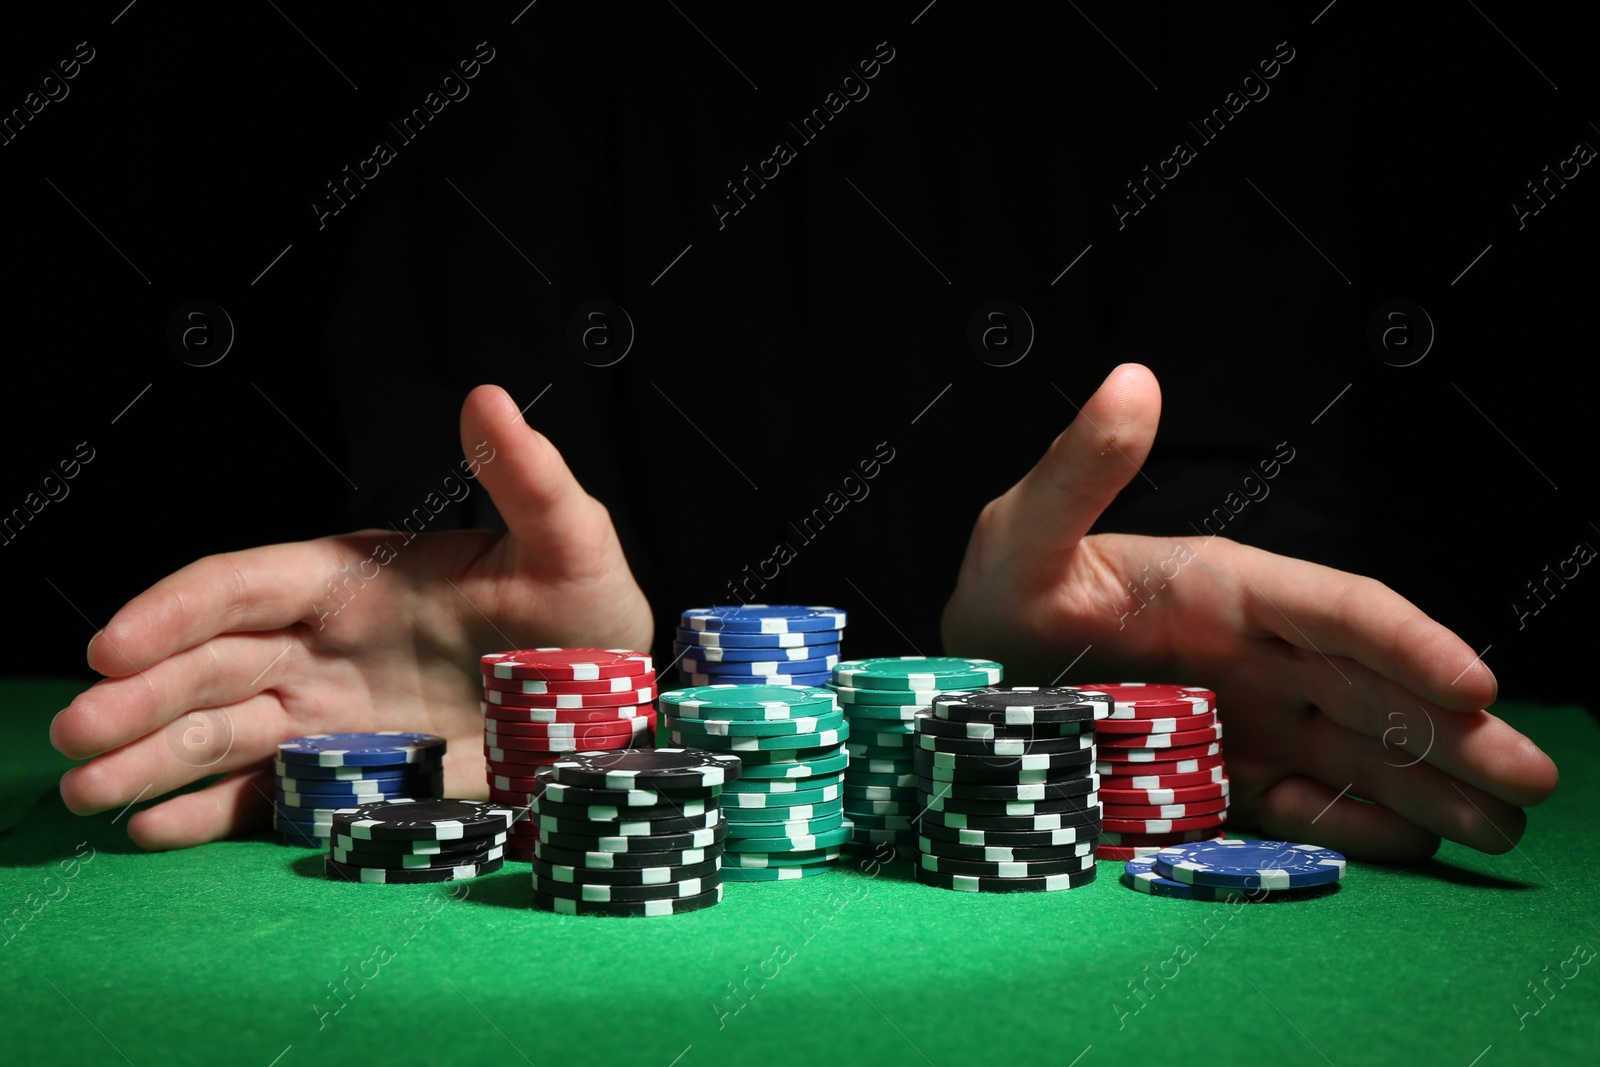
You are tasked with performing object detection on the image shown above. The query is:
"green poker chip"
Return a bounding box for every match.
[662,708,845,737]
[735,751,851,779]
[723,773,846,795]
[723,798,845,824]
[659,684,838,720]
[846,770,918,788]
[669,722,850,751]
[726,819,855,852]
[722,865,836,882]
[722,847,842,867]
[727,809,844,837]
[831,657,1003,692]
[829,684,942,706]
[835,702,927,721]
[720,783,841,809]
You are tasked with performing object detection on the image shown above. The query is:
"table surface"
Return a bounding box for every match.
[2,678,1596,1067]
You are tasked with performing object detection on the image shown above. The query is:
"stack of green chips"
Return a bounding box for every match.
[658,684,852,880]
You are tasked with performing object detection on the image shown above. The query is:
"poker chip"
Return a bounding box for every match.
[822,701,923,721]
[272,734,447,847]
[325,855,503,884]
[1098,741,1222,764]
[1099,779,1229,805]
[548,748,742,790]
[665,710,846,737]
[913,865,1098,893]
[683,671,832,687]
[541,822,729,854]
[481,702,655,724]
[727,808,845,835]
[917,821,1100,848]
[335,799,514,841]
[674,627,830,649]
[538,809,722,837]
[534,797,713,823]
[278,732,446,768]
[928,687,1108,724]
[482,672,658,695]
[660,683,838,719]
[484,686,657,709]
[332,843,505,869]
[724,773,845,794]
[1120,855,1246,900]
[484,715,652,738]
[1095,754,1225,777]
[722,797,845,822]
[669,725,848,751]
[1154,839,1346,890]
[481,648,654,681]
[1079,683,1214,719]
[533,841,714,869]
[533,871,721,902]
[1099,827,1226,847]
[721,864,835,881]
[1094,710,1219,735]
[681,605,846,633]
[722,818,855,852]
[924,787,1101,814]
[719,847,842,868]
[919,834,1094,861]
[334,832,508,855]
[918,776,1099,802]
[830,685,942,707]
[1097,722,1224,749]
[1099,842,1225,862]
[832,656,1003,691]
[918,806,1100,833]
[736,751,851,779]
[673,642,843,664]
[681,654,840,677]
[916,732,1092,756]
[1101,796,1229,820]
[1101,812,1229,835]
[919,851,1096,878]
[532,856,721,885]
[533,884,724,916]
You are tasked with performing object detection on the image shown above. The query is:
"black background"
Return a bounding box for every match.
[0,2,1593,701]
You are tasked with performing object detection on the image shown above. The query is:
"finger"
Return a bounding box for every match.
[54,632,301,760]
[87,540,355,678]
[986,363,1162,568]
[59,693,287,816]
[126,765,276,851]
[1232,541,1497,713]
[1295,713,1528,855]
[1293,649,1558,808]
[460,384,605,574]
[1248,773,1440,864]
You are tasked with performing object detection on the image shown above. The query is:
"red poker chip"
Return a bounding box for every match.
[1094,710,1220,735]
[481,648,653,681]
[481,701,655,724]
[486,736,640,762]
[1100,796,1229,820]
[1097,722,1224,749]
[1096,741,1222,764]
[1095,764,1227,789]
[491,772,556,792]
[1100,811,1228,835]
[1100,827,1226,847]
[1099,780,1229,805]
[485,721,648,748]
[1079,683,1215,719]
[481,671,658,695]
[1097,839,1225,861]
[483,686,657,710]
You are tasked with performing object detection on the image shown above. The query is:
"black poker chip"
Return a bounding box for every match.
[916,820,1102,849]
[331,843,504,870]
[917,803,1101,833]
[533,840,718,869]
[532,871,723,902]
[541,821,729,854]
[914,863,1099,892]
[916,775,1098,800]
[531,856,722,885]
[548,748,742,789]
[915,716,1090,740]
[531,797,715,824]
[917,835,1096,863]
[913,751,1095,783]
[331,831,509,855]
[536,808,721,837]
[914,733,1094,757]
[532,884,724,916]
[918,851,1096,878]
[929,687,1109,724]
[924,789,1102,815]
[333,799,515,841]
[324,854,504,883]
[537,776,723,807]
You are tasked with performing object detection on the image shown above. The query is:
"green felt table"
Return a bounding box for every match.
[2,678,1596,1067]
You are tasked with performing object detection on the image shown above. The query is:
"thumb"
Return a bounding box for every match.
[459,384,596,564]
[990,363,1161,564]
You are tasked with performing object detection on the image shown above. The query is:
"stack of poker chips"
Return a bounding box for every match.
[273,732,446,849]
[478,648,658,861]
[913,687,1107,893]
[1079,684,1229,861]
[1122,839,1344,901]
[530,748,741,915]
[660,684,852,879]
[674,605,846,689]
[324,798,511,883]
[829,657,1004,857]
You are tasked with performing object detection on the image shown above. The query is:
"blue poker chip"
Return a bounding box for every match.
[681,605,847,634]
[673,642,842,664]
[1121,856,1247,900]
[674,627,839,650]
[275,772,443,797]
[272,759,439,781]
[277,732,447,767]
[680,654,838,677]
[1153,839,1346,890]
